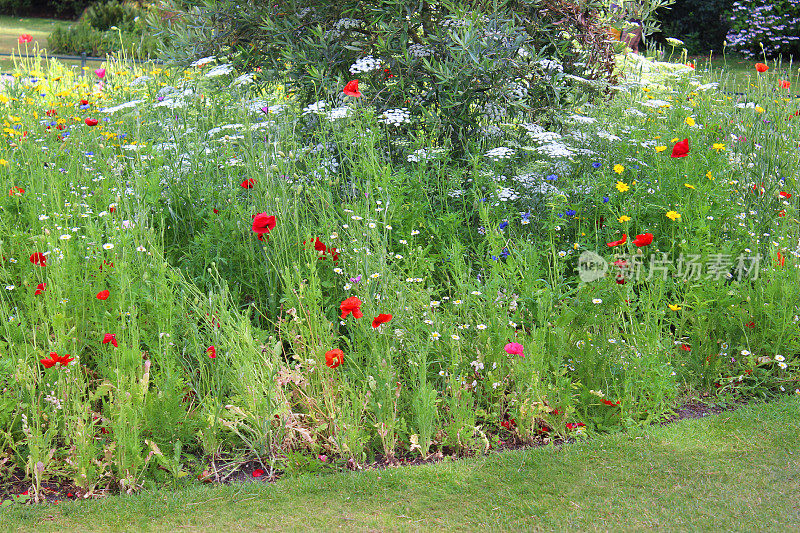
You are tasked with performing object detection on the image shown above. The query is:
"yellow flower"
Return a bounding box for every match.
[712,143,725,151]
[654,135,661,139]
[684,183,695,190]
[684,116,696,127]
[655,146,667,152]
[755,106,765,113]
[618,215,631,223]
[614,164,625,174]
[0,159,8,166]
[706,171,713,180]
[616,181,630,192]
[666,210,681,221]
[668,304,682,311]
[670,137,679,143]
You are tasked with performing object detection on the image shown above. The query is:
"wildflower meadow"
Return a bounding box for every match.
[1,18,799,504]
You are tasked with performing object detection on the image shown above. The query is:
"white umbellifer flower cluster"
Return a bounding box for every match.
[232,73,254,86]
[408,44,434,58]
[508,81,528,100]
[529,130,562,142]
[407,147,445,162]
[349,55,382,74]
[538,59,563,72]
[407,148,431,162]
[567,114,596,124]
[537,142,573,158]
[190,56,216,67]
[205,64,234,77]
[485,147,514,161]
[481,102,506,122]
[302,100,327,115]
[326,107,352,120]
[380,108,410,126]
[497,187,519,201]
[325,17,361,38]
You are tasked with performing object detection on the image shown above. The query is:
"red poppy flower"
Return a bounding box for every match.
[46,109,57,117]
[607,234,627,247]
[325,348,344,369]
[80,99,89,106]
[18,34,32,44]
[340,296,363,319]
[779,191,792,199]
[30,252,47,266]
[780,80,791,89]
[207,346,216,359]
[632,232,653,247]
[213,208,219,214]
[501,418,517,429]
[601,399,621,406]
[343,79,362,97]
[328,247,340,262]
[252,468,265,478]
[96,289,110,300]
[40,352,59,368]
[56,353,74,365]
[755,62,769,73]
[671,138,689,158]
[372,313,392,328]
[8,186,24,196]
[84,118,98,127]
[34,282,46,295]
[252,213,276,234]
[777,252,785,267]
[680,344,691,351]
[102,333,118,347]
[745,321,755,329]
[240,178,256,188]
[779,210,787,217]
[314,238,327,253]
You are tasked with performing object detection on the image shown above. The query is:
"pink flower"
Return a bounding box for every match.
[95,68,106,79]
[504,342,524,357]
[18,34,32,44]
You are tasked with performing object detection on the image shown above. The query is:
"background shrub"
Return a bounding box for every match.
[153,0,618,155]
[47,1,160,59]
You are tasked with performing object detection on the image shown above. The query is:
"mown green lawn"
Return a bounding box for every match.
[0,15,105,73]
[4,396,800,532]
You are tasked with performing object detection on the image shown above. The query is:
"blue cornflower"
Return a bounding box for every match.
[500,248,510,258]
[499,220,509,230]
[602,196,610,203]
[85,151,94,156]
[491,255,499,261]
[545,174,558,181]
[565,209,576,217]
[79,104,90,110]
[592,162,602,169]
[557,212,564,218]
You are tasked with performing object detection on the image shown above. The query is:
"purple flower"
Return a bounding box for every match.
[592,162,602,169]
[349,275,362,284]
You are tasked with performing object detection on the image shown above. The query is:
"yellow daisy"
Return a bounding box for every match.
[616,181,630,192]
[666,210,681,221]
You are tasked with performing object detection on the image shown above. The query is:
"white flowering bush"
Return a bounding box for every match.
[726,0,800,58]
